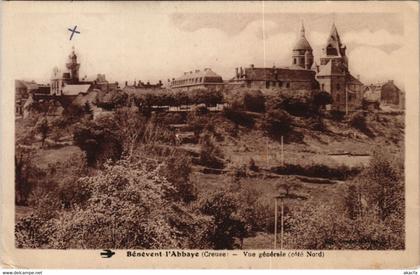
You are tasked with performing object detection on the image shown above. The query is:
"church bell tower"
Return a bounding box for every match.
[66,47,81,83]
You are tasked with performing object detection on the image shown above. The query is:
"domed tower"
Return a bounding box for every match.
[66,47,80,83]
[292,23,313,70]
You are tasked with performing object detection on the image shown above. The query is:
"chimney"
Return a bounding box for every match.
[250,64,254,68]
[235,68,239,78]
[240,67,244,77]
[125,81,128,87]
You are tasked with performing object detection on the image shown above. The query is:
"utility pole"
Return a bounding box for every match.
[280,198,284,249]
[281,135,284,166]
[274,197,278,249]
[274,194,286,249]
[345,89,348,115]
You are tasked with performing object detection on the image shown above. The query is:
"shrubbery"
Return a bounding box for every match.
[271,163,362,180]
[263,109,292,136]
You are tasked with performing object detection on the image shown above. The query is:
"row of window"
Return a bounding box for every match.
[173,77,203,86]
[245,81,291,88]
[265,81,290,89]
[172,77,222,86]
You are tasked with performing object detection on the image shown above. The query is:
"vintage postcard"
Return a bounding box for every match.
[0,1,419,269]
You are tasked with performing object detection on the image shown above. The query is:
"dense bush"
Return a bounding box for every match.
[349,111,374,137]
[271,163,362,180]
[198,191,245,249]
[243,90,265,113]
[312,91,332,112]
[223,106,255,128]
[16,158,213,249]
[15,147,46,206]
[162,153,196,203]
[73,117,123,166]
[284,149,404,249]
[199,133,225,169]
[263,109,292,136]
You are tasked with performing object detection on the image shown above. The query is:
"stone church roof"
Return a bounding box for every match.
[293,24,312,51]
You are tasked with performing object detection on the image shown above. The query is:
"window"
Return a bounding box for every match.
[293,58,296,64]
[286,82,290,88]
[199,77,203,83]
[321,83,325,91]
[336,83,340,90]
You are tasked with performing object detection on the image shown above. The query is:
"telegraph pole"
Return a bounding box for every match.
[345,89,348,115]
[280,135,284,166]
[274,197,278,249]
[280,198,284,249]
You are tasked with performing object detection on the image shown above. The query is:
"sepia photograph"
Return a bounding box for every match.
[1,0,419,269]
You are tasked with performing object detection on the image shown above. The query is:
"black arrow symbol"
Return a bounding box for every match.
[100,249,115,258]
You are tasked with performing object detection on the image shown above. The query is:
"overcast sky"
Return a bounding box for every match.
[4,2,405,87]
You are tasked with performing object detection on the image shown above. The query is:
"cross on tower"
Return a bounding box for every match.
[68,25,80,40]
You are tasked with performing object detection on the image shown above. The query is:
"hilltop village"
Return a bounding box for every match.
[16,23,404,118]
[15,22,405,250]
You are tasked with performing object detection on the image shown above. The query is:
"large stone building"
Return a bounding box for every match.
[363,80,404,109]
[170,68,224,91]
[230,24,318,91]
[50,48,93,96]
[315,24,364,113]
[230,23,365,113]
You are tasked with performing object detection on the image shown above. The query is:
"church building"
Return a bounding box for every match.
[229,24,318,91]
[315,23,364,113]
[50,48,92,96]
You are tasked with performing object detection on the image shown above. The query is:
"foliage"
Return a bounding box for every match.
[243,90,266,113]
[223,106,255,128]
[15,147,45,205]
[271,163,362,180]
[162,153,196,203]
[285,149,404,250]
[349,111,374,137]
[199,133,225,169]
[356,149,404,221]
[16,159,212,249]
[198,191,245,249]
[312,91,332,111]
[263,109,292,137]
[73,117,123,166]
[34,116,49,147]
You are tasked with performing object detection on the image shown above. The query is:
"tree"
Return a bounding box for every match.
[16,158,212,249]
[243,90,265,112]
[15,147,45,205]
[198,191,245,249]
[199,133,225,169]
[263,109,292,136]
[313,91,332,112]
[358,149,404,221]
[34,116,49,147]
[73,118,123,167]
[163,153,196,203]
